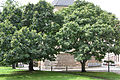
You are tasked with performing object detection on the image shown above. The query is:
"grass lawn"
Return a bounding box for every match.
[0,67,102,80]
[67,71,120,80]
[1,67,120,80]
[0,67,24,74]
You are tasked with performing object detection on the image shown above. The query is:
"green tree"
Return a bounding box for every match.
[21,3,34,28]
[0,0,59,70]
[0,0,22,30]
[10,27,43,71]
[56,0,120,72]
[10,27,57,71]
[0,20,17,68]
[22,0,55,34]
[21,0,60,70]
[0,0,23,68]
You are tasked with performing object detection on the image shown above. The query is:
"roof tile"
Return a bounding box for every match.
[52,0,74,6]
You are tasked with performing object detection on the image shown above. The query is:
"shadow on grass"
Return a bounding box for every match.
[0,71,102,80]
[0,71,31,77]
[62,71,120,80]
[0,71,40,80]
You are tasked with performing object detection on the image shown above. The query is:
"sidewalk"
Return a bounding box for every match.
[17,65,120,74]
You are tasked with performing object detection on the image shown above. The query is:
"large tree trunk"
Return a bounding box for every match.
[80,60,87,72]
[29,59,34,71]
[12,63,16,69]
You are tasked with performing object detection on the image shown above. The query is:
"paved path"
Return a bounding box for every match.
[17,65,120,74]
[86,66,120,74]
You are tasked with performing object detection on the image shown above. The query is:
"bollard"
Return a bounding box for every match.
[66,66,68,71]
[51,66,53,71]
[39,66,41,71]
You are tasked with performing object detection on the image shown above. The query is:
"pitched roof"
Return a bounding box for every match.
[52,0,74,7]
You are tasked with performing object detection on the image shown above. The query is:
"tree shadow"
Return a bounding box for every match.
[0,71,102,80]
[0,71,34,80]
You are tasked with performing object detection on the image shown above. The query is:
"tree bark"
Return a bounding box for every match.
[80,60,87,72]
[29,59,34,71]
[12,63,16,69]
[16,63,18,67]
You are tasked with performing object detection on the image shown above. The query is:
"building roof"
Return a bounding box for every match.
[52,0,74,7]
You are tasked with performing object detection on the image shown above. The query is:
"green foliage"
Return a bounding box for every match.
[56,0,120,68]
[0,0,23,65]
[9,27,43,63]
[22,0,58,34]
[0,0,22,30]
[8,27,57,63]
[22,3,34,28]
[0,20,17,64]
[21,1,60,62]
[0,0,59,67]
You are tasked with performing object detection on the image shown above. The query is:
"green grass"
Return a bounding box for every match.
[0,67,24,74]
[0,67,102,80]
[68,71,120,80]
[1,67,120,80]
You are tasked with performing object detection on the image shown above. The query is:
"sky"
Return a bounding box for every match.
[0,0,120,19]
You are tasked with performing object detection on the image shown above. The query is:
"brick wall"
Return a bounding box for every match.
[38,53,101,70]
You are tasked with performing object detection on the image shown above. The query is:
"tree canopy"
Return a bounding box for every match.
[56,0,120,72]
[0,20,17,65]
[0,0,59,70]
[22,0,56,34]
[10,27,43,70]
[0,0,22,30]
